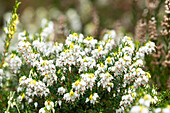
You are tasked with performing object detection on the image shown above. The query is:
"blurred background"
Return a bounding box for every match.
[0,0,164,37]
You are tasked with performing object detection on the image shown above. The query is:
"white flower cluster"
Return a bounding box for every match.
[110,36,155,110]
[63,90,79,102]
[18,76,50,103]
[119,86,136,109]
[36,58,57,86]
[120,94,135,108]
[59,34,155,108]
[8,27,156,111]
[39,100,55,113]
[62,73,98,103]
[135,41,155,60]
[17,32,58,87]
[97,72,114,92]
[78,57,96,73]
[85,93,99,104]
[17,40,35,64]
[8,53,22,73]
[55,30,116,75]
[130,94,169,113]
[57,87,66,95]
[32,40,58,57]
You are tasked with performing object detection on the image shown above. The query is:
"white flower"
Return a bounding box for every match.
[152,89,157,95]
[39,108,45,113]
[130,106,149,113]
[86,93,99,104]
[34,102,38,108]
[58,100,62,107]
[130,106,141,113]
[18,32,26,41]
[162,108,170,113]
[44,100,54,111]
[61,76,65,81]
[57,87,66,95]
[28,98,33,104]
[154,108,161,113]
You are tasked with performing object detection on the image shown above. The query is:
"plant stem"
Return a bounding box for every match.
[68,71,71,87]
[132,0,138,34]
[0,38,10,68]
[16,103,21,113]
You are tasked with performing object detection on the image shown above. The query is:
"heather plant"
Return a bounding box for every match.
[125,85,170,113]
[142,0,170,90]
[129,93,170,113]
[0,1,169,113]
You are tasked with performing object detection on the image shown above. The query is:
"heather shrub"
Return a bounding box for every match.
[0,1,169,113]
